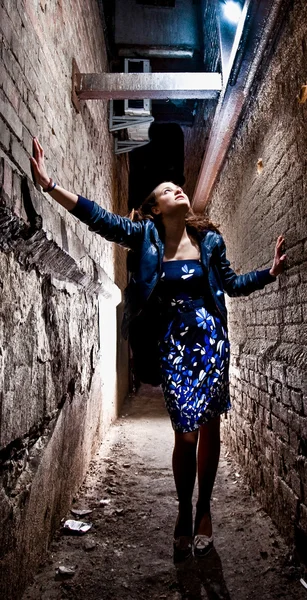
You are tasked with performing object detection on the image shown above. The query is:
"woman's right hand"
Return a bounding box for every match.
[29,138,50,189]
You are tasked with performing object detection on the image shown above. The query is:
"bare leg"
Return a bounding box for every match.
[172,429,199,536]
[195,416,221,536]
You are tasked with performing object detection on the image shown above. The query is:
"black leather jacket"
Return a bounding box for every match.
[72,196,275,339]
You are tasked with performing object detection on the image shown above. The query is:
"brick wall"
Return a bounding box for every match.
[209,0,307,558]
[0,1,129,597]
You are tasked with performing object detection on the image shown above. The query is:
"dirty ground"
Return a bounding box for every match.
[23,386,307,600]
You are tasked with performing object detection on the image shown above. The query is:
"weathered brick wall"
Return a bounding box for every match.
[209,0,307,557]
[0,1,129,597]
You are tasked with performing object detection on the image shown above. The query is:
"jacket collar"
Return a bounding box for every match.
[150,221,218,269]
[198,230,218,270]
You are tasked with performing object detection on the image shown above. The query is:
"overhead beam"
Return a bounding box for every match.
[118,47,194,59]
[192,0,290,211]
[73,72,222,100]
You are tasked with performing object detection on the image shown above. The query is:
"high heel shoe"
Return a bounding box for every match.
[173,535,193,562]
[173,508,193,562]
[193,511,213,556]
[193,533,213,556]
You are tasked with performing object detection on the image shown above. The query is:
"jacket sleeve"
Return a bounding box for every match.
[70,195,144,251]
[216,235,276,297]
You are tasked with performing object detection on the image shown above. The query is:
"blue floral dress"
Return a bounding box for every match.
[157,260,231,433]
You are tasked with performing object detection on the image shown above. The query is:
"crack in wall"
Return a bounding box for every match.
[0,371,80,489]
[0,176,104,294]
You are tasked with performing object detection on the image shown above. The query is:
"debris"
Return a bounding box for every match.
[123,463,131,468]
[300,578,307,590]
[104,507,115,517]
[298,84,307,104]
[23,387,306,599]
[257,158,264,174]
[83,538,97,552]
[262,566,274,575]
[62,519,92,535]
[100,498,111,506]
[235,472,240,478]
[55,565,76,580]
[70,508,93,517]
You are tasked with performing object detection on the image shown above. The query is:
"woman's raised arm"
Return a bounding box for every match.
[29,137,144,251]
[216,234,285,297]
[30,137,78,210]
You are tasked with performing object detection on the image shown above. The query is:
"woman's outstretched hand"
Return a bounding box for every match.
[29,137,50,189]
[29,137,78,209]
[269,235,286,277]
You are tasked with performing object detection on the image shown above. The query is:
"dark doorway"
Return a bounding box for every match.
[128,122,185,209]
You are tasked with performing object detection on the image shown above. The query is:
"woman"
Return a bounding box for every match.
[30,138,286,560]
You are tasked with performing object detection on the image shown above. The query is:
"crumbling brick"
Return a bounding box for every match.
[0,0,129,598]
[210,0,307,554]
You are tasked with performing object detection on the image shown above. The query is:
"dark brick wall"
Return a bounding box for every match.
[209,0,307,556]
[0,1,129,597]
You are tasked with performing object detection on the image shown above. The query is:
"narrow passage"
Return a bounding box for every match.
[23,386,306,600]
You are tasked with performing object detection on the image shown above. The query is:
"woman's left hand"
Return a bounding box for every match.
[269,235,286,277]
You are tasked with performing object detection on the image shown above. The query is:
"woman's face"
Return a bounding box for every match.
[151,182,190,217]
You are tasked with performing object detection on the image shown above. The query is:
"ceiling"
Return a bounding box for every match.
[99,0,289,210]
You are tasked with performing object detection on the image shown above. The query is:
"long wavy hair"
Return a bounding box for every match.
[129,184,220,236]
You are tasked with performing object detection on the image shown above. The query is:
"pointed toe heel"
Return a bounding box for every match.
[173,536,193,562]
[193,534,214,556]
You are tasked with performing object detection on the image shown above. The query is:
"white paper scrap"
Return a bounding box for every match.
[63,519,92,534]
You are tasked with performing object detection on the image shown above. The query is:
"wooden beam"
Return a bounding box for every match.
[74,72,222,100]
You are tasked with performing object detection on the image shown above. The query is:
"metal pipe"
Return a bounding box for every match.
[192,0,288,211]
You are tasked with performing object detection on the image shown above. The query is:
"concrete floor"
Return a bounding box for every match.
[23,385,307,600]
